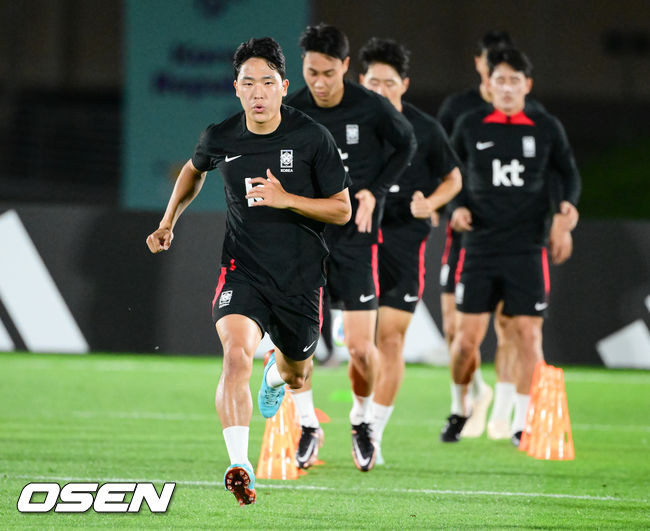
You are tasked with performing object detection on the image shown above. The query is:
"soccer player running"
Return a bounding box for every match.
[285,23,416,472]
[437,31,515,439]
[146,38,351,505]
[440,47,581,446]
[437,31,574,440]
[358,38,461,463]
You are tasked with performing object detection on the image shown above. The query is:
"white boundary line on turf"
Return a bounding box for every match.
[8,359,650,385]
[5,360,214,373]
[62,411,650,432]
[5,475,647,504]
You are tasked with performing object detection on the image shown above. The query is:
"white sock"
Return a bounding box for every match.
[223,426,252,469]
[349,393,373,425]
[291,389,319,428]
[370,402,394,444]
[511,393,530,435]
[265,361,286,388]
[489,382,516,422]
[471,368,486,396]
[450,383,470,416]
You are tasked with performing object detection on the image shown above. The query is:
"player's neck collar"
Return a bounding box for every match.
[483,108,534,125]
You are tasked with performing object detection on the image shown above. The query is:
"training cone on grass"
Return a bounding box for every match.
[520,361,574,460]
[256,387,303,480]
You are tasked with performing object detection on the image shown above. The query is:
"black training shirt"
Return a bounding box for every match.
[285,81,416,245]
[450,107,581,254]
[192,105,350,295]
[382,102,460,239]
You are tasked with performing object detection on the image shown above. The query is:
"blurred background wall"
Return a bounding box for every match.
[0,0,648,216]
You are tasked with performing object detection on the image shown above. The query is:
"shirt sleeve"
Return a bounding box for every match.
[437,94,457,136]
[367,97,416,199]
[426,120,461,181]
[312,124,351,197]
[549,117,582,207]
[447,117,470,211]
[191,125,219,172]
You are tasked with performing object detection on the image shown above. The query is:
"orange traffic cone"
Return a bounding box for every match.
[256,390,303,479]
[520,363,574,460]
[519,361,547,452]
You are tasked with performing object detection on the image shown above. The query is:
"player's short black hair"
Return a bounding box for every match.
[358,37,410,78]
[475,30,514,56]
[299,23,349,60]
[233,37,286,79]
[487,47,533,78]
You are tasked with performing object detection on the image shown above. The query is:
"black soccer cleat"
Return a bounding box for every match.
[511,430,523,448]
[296,426,324,469]
[440,414,469,443]
[351,422,377,471]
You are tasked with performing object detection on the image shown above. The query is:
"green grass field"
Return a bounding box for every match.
[1,352,648,529]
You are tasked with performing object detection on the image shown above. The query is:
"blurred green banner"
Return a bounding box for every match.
[122,0,308,211]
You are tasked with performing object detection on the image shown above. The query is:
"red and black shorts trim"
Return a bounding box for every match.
[439,223,462,294]
[378,227,428,313]
[211,264,323,361]
[326,241,379,311]
[454,248,551,317]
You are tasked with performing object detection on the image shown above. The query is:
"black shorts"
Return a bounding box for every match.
[379,227,427,313]
[326,242,379,311]
[439,223,462,294]
[211,265,322,361]
[454,248,551,317]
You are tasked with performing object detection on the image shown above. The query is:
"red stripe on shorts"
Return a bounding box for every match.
[541,247,550,294]
[418,238,427,298]
[441,222,453,265]
[371,243,380,297]
[211,266,228,310]
[378,228,383,244]
[318,287,324,332]
[454,248,466,286]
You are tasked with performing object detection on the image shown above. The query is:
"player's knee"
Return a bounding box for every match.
[377,330,404,358]
[347,339,375,365]
[281,369,306,390]
[515,324,541,346]
[222,346,253,379]
[455,332,480,359]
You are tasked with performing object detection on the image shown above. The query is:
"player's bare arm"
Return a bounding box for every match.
[354,188,376,233]
[450,206,473,232]
[410,167,462,223]
[549,210,575,264]
[246,168,351,225]
[146,159,206,253]
[549,216,573,264]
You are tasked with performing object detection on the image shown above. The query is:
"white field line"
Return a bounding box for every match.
[1,359,215,374]
[60,411,650,432]
[4,474,645,504]
[404,372,650,385]
[7,359,650,385]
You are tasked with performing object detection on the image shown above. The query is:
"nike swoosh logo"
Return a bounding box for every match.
[403,294,419,303]
[303,339,317,352]
[225,155,242,162]
[476,141,495,150]
[353,439,371,467]
[534,302,548,311]
[298,438,317,460]
[359,294,375,303]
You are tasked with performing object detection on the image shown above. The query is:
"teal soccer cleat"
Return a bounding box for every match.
[257,351,285,418]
